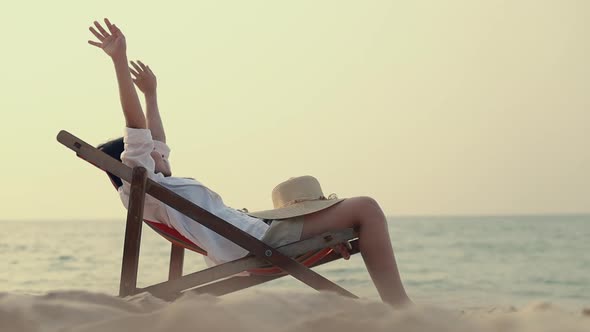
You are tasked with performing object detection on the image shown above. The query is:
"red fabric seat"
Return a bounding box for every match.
[143,220,333,276]
[145,220,208,255]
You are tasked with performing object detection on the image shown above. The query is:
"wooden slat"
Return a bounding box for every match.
[57,131,132,187]
[141,229,357,297]
[58,130,357,298]
[119,167,148,297]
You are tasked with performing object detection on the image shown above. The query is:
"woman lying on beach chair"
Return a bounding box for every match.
[88,18,411,307]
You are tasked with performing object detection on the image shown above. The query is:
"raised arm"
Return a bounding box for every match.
[130,60,166,142]
[88,19,146,129]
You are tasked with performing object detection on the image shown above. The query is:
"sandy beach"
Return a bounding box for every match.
[1,290,589,332]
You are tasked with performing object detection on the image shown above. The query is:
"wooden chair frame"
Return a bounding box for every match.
[57,130,360,300]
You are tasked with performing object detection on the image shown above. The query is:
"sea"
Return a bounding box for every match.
[1,214,588,311]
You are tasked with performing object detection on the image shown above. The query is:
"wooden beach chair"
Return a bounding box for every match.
[57,130,360,300]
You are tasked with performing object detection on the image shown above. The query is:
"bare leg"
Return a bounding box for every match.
[301,196,411,306]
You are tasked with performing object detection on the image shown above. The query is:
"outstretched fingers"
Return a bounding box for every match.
[129,67,140,78]
[94,20,110,38]
[89,26,105,42]
[137,60,147,71]
[130,61,143,75]
[88,18,117,42]
[104,18,115,33]
[88,19,112,47]
[88,40,102,48]
[137,61,155,77]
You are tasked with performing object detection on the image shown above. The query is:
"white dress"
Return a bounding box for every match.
[117,127,269,266]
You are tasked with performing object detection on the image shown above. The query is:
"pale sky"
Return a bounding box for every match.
[0,1,588,220]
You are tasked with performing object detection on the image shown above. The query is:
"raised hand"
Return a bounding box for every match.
[130,60,157,95]
[88,18,126,59]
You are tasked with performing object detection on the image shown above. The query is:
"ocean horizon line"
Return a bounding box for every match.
[1,212,588,223]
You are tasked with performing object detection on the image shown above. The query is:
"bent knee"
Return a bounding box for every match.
[356,196,381,209]
[349,196,383,216]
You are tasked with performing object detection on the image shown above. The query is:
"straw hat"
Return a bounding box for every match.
[246,175,345,220]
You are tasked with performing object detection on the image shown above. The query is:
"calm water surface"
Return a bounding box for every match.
[1,215,588,309]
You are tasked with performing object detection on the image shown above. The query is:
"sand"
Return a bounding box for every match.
[0,290,588,332]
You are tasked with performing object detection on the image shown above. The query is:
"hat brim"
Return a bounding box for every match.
[246,198,346,220]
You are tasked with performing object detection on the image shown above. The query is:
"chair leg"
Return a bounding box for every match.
[119,167,148,297]
[169,244,184,280]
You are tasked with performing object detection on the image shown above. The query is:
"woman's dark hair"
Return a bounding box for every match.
[97,137,124,189]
